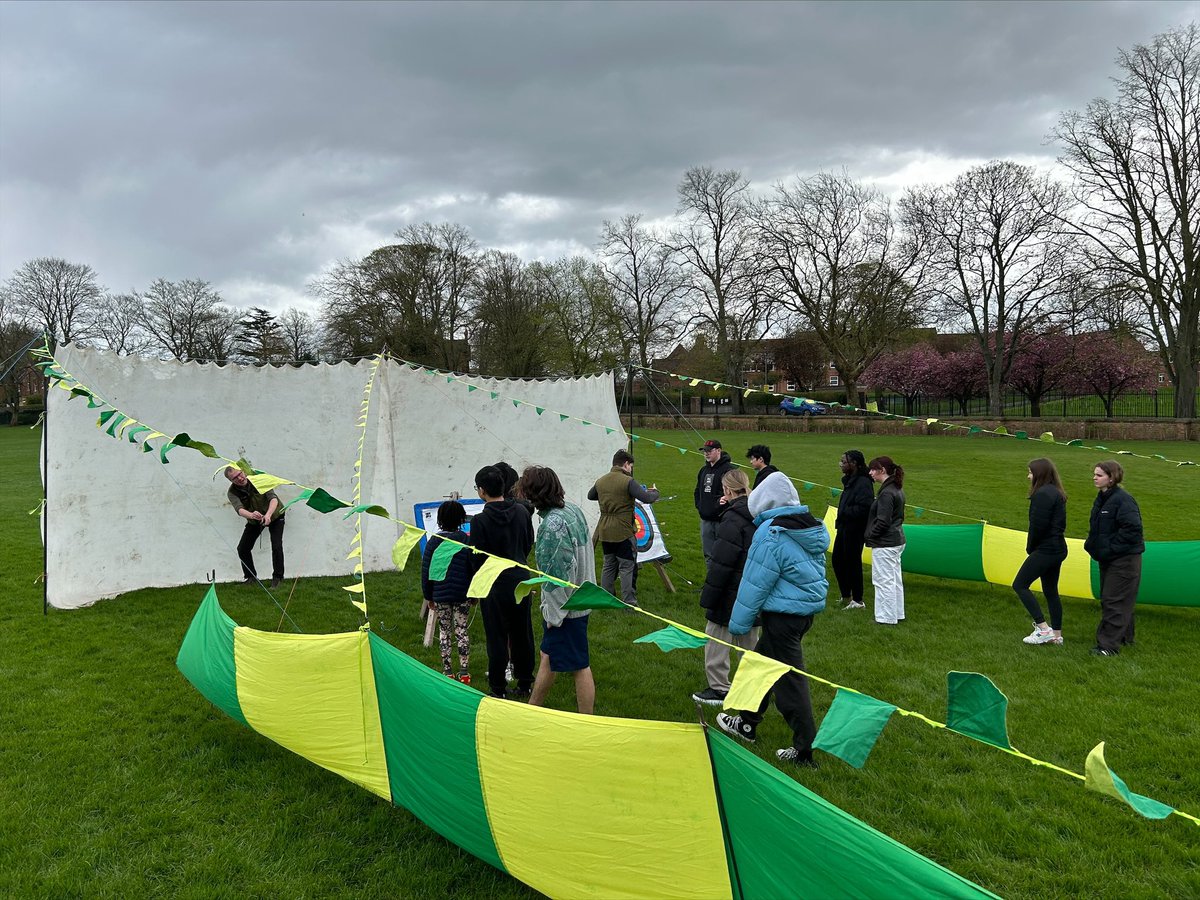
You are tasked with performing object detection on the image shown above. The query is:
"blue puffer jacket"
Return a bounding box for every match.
[728,505,830,635]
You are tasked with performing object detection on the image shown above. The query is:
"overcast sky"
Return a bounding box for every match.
[1,0,1195,314]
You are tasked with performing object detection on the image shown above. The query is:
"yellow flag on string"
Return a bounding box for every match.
[926,418,938,426]
[866,401,879,413]
[723,651,792,711]
[468,555,518,599]
[346,546,362,560]
[689,378,702,387]
[249,473,295,493]
[343,581,365,594]
[351,599,367,614]
[391,527,423,571]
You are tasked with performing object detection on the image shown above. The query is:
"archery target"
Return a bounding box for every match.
[634,502,670,564]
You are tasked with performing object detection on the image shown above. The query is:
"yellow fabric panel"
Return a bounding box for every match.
[233,627,390,800]
[981,526,1093,599]
[822,505,872,564]
[475,699,732,900]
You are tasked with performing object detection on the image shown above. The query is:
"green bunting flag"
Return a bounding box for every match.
[171,433,220,459]
[562,581,627,611]
[159,441,179,464]
[829,487,841,498]
[342,503,390,519]
[1084,743,1174,819]
[1039,432,1055,443]
[306,488,351,514]
[391,528,423,571]
[97,410,117,428]
[605,427,615,435]
[968,426,981,434]
[513,400,521,408]
[913,507,925,518]
[467,385,477,393]
[559,414,570,422]
[428,539,466,581]
[489,391,499,400]
[104,413,128,437]
[654,441,663,449]
[630,434,640,441]
[632,625,708,652]
[677,447,688,455]
[514,575,568,603]
[280,488,315,512]
[812,689,898,769]
[1066,439,1083,446]
[1015,431,1028,440]
[581,420,593,427]
[946,672,1012,750]
[125,424,152,444]
[535,407,544,416]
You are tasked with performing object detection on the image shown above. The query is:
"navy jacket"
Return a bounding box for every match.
[421,530,472,604]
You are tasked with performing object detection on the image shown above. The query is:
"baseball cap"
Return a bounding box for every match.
[700,439,722,451]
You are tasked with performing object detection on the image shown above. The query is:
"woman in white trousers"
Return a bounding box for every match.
[864,456,906,625]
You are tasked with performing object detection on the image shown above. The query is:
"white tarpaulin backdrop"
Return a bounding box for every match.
[44,345,625,609]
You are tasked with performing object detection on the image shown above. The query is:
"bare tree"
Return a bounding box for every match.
[93,292,151,356]
[530,257,624,376]
[1053,25,1199,418]
[599,214,687,377]
[194,305,241,364]
[671,167,771,414]
[756,172,928,407]
[2,257,102,345]
[902,161,1073,416]
[278,307,321,362]
[139,278,226,360]
[770,330,829,392]
[471,250,554,377]
[0,292,38,425]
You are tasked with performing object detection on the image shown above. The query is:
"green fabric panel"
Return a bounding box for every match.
[97,409,117,427]
[306,487,350,513]
[175,585,248,726]
[366,632,504,871]
[1090,558,1102,599]
[708,733,998,899]
[1136,541,1200,607]
[812,690,897,769]
[946,672,1012,750]
[562,581,626,611]
[901,524,986,582]
[429,539,467,580]
[632,626,709,652]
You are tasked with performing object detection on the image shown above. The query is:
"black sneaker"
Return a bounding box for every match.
[270,576,283,588]
[1090,646,1118,657]
[509,688,531,702]
[691,687,728,706]
[716,712,756,744]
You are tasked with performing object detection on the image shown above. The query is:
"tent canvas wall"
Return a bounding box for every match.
[43,345,625,609]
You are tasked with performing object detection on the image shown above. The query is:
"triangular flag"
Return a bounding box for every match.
[172,433,219,459]
[559,414,570,422]
[946,671,1012,750]
[535,407,544,415]
[391,527,423,571]
[926,418,938,426]
[1015,431,1029,440]
[351,599,367,614]
[489,391,499,400]
[306,488,351,513]
[248,474,294,493]
[562,581,627,611]
[678,447,688,455]
[513,399,521,408]
[96,410,118,428]
[654,441,663,449]
[1039,432,1055,443]
[1084,742,1174,819]
[723,651,792,711]
[1066,439,1084,446]
[605,427,615,435]
[968,426,981,434]
[468,555,517,599]
[429,539,466,580]
[690,378,702,386]
[467,385,478,393]
[993,425,1008,435]
[514,575,569,603]
[812,689,898,769]
[342,581,365,594]
[632,625,709,652]
[280,488,315,512]
[866,401,879,413]
[346,546,362,560]
[913,507,925,518]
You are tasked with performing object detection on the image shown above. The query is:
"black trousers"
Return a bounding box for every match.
[1096,555,1141,652]
[741,612,816,753]
[237,518,285,581]
[1012,551,1066,630]
[480,589,535,696]
[831,524,866,603]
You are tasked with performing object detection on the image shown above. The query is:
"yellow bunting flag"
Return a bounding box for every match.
[926,418,938,426]
[343,581,365,594]
[346,546,362,560]
[689,378,701,386]
[351,600,367,614]
[468,555,517,599]
[723,651,792,711]
[391,527,423,571]
[249,473,295,493]
[867,401,879,413]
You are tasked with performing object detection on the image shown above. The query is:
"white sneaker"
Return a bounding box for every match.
[1022,625,1061,645]
[842,600,865,610]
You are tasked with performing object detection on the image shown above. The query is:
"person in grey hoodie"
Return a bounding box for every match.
[716,471,829,768]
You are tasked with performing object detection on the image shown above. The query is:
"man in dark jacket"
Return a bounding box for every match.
[588,449,660,607]
[1084,461,1145,656]
[471,465,536,699]
[746,444,779,489]
[224,466,285,588]
[695,439,734,561]
[692,469,758,705]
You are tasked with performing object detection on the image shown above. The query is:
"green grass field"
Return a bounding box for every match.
[2,425,1198,899]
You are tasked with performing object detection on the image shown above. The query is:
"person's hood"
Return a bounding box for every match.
[754,504,826,553]
[748,471,799,517]
[481,498,525,525]
[706,450,732,468]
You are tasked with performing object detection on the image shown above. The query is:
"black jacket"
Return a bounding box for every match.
[1026,485,1067,556]
[1084,487,1145,562]
[468,499,535,599]
[835,472,874,531]
[421,530,472,604]
[695,452,735,521]
[752,465,780,489]
[699,497,757,626]
[864,479,906,548]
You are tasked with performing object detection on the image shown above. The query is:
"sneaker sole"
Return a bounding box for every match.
[692,694,727,706]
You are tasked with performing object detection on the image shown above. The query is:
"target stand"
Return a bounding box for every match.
[633,502,675,594]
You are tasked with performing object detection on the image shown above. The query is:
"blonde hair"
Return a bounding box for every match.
[722,470,750,496]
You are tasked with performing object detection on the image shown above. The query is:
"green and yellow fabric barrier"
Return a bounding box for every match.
[822,507,1200,607]
[177,585,996,900]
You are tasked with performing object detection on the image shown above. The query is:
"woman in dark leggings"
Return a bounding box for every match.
[1013,458,1068,645]
[832,450,873,610]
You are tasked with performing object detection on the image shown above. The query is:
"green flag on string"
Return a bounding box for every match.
[171,433,220,459]
[159,441,179,464]
[281,488,315,512]
[535,407,544,415]
[630,433,640,441]
[1084,743,1174,819]
[581,420,593,427]
[306,488,351,514]
[489,391,499,400]
[1066,439,1083,446]
[125,424,152,444]
[913,507,925,518]
[1015,431,1028,440]
[605,427,615,435]
[105,413,128,437]
[342,503,390,518]
[429,539,467,581]
[678,447,688,455]
[829,487,841,498]
[559,414,570,422]
[467,385,477,393]
[632,625,708,652]
[946,672,1012,750]
[514,575,568,603]
[993,426,1008,435]
[968,426,981,434]
[562,581,627,611]
[812,689,898,769]
[513,400,521,408]
[97,409,118,428]
[654,441,664,449]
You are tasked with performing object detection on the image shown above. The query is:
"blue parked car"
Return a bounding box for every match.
[780,397,829,416]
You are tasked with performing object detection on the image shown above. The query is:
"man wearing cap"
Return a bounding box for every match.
[694,439,734,561]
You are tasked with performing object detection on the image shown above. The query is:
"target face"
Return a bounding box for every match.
[633,504,654,551]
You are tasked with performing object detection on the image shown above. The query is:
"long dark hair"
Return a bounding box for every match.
[842,449,868,476]
[1028,458,1066,500]
[867,455,904,489]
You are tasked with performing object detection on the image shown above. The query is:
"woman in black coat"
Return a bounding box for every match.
[1084,460,1145,656]
[691,470,759,705]
[832,450,873,610]
[1012,458,1068,645]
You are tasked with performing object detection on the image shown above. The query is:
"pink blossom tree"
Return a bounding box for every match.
[925,349,988,416]
[1065,333,1158,418]
[862,345,941,415]
[1007,331,1075,417]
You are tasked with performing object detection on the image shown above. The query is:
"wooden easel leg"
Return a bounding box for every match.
[421,599,437,648]
[652,561,675,593]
